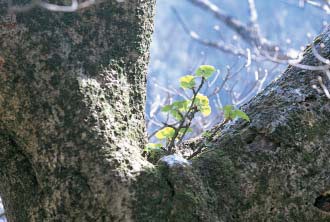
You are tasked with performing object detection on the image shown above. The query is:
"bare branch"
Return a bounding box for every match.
[7,0,124,13]
[247,0,260,35]
[318,76,330,98]
[172,7,248,58]
[304,0,330,14]
[248,0,258,23]
[187,0,291,60]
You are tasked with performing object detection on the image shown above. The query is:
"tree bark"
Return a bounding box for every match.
[134,29,330,221]
[1,1,330,221]
[0,1,155,221]
[133,28,330,222]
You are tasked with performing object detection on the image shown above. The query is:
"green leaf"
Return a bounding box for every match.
[234,109,250,121]
[221,105,249,121]
[180,75,196,89]
[178,127,193,135]
[172,100,191,112]
[161,105,172,112]
[195,93,209,104]
[144,143,164,158]
[155,127,176,139]
[195,65,216,79]
[200,106,211,116]
[223,105,235,120]
[170,110,182,120]
[162,100,190,119]
[194,93,212,116]
[144,143,162,153]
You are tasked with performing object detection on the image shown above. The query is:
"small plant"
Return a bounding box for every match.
[144,65,250,162]
[187,104,250,159]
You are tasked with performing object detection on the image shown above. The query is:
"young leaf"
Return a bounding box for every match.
[155,127,176,139]
[195,94,209,105]
[195,93,212,116]
[234,109,250,121]
[178,127,193,135]
[221,105,250,121]
[144,143,162,153]
[180,75,196,89]
[170,110,182,120]
[200,106,211,116]
[172,100,191,112]
[223,105,235,120]
[144,143,164,159]
[161,105,172,112]
[162,100,190,119]
[195,65,216,79]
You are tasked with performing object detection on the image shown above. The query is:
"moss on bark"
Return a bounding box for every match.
[0,0,156,221]
[134,27,330,222]
[1,1,330,221]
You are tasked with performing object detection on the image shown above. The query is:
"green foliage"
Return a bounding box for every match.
[179,127,193,135]
[195,65,216,79]
[155,127,175,139]
[195,93,211,116]
[145,65,250,162]
[162,100,191,120]
[143,143,166,163]
[179,75,196,89]
[222,105,250,121]
[144,143,163,159]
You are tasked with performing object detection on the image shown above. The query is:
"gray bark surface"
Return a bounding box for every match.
[0,0,155,221]
[134,29,330,221]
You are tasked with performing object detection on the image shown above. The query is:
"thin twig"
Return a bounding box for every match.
[187,0,290,60]
[167,77,206,153]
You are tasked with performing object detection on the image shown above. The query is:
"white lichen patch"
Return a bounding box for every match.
[159,154,191,167]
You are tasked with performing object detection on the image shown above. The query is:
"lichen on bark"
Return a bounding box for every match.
[0,0,156,221]
[134,27,330,221]
[1,0,330,221]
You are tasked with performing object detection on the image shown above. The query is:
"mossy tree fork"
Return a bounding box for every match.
[0,1,330,221]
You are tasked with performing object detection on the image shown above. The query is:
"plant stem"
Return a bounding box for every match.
[166,77,205,154]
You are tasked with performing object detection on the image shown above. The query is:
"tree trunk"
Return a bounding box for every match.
[133,30,330,221]
[1,1,330,221]
[0,1,155,221]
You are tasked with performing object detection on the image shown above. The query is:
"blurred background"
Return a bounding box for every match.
[146,0,329,142]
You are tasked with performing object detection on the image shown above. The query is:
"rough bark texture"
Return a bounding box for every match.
[134,29,330,221]
[1,0,330,221]
[0,0,155,221]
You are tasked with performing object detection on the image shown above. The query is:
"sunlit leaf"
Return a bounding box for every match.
[195,93,211,116]
[221,105,249,121]
[234,109,250,121]
[155,127,176,139]
[144,143,164,158]
[180,75,196,89]
[195,65,216,79]
[172,100,191,112]
[195,94,208,105]
[223,105,234,120]
[200,106,211,116]
[144,143,162,153]
[162,100,190,119]
[161,105,172,112]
